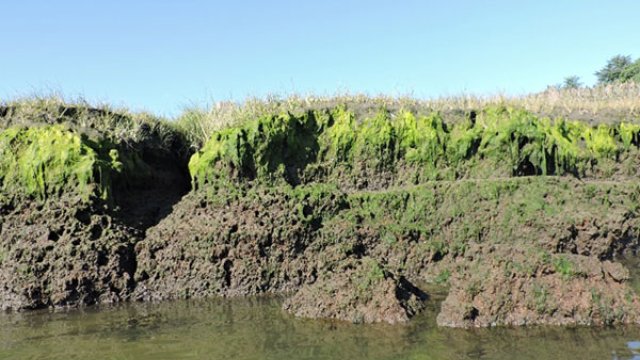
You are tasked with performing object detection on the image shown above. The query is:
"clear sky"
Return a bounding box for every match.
[1,0,639,116]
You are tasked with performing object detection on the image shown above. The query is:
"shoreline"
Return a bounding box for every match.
[2,98,640,328]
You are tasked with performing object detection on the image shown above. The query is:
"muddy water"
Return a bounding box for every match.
[1,291,640,360]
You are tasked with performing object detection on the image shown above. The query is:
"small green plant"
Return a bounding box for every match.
[465,279,482,297]
[435,269,451,285]
[553,256,575,279]
[533,284,550,314]
[357,259,386,292]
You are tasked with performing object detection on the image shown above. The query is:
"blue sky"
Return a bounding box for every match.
[1,0,639,116]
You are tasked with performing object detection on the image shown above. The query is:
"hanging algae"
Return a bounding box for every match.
[0,125,123,202]
[188,105,640,188]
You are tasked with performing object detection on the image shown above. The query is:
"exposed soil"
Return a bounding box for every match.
[0,147,190,310]
[0,195,137,310]
[133,188,339,300]
[113,149,191,232]
[283,258,426,324]
[127,176,640,325]
[437,244,640,327]
[5,172,640,326]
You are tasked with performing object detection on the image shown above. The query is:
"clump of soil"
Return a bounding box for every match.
[0,150,189,310]
[0,195,137,310]
[283,258,426,324]
[437,244,640,327]
[133,187,346,301]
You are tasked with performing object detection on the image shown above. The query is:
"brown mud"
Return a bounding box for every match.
[0,120,191,310]
[129,176,640,325]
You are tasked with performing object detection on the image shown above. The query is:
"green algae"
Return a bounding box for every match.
[189,105,640,188]
[189,111,322,188]
[0,125,152,203]
[0,126,118,201]
[619,122,640,149]
[314,177,640,266]
[317,106,357,164]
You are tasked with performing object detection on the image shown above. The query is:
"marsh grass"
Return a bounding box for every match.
[1,95,187,156]
[176,83,640,148]
[2,84,640,199]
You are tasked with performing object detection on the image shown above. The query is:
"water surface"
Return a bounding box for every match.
[2,293,640,360]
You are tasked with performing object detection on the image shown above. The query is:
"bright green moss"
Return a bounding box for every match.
[0,125,123,201]
[584,124,618,157]
[189,111,320,188]
[188,126,253,189]
[353,109,396,171]
[619,122,640,149]
[318,106,356,164]
[541,119,583,175]
[188,105,640,188]
[447,118,481,165]
[394,111,447,165]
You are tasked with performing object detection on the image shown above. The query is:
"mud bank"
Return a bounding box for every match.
[133,177,640,325]
[3,102,640,326]
[0,105,190,309]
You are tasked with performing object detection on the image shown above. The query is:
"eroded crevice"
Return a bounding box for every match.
[112,147,193,234]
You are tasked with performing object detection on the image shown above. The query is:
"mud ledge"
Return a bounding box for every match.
[132,177,640,325]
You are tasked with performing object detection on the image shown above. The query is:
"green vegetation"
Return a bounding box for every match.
[0,96,185,152]
[357,259,386,293]
[435,269,451,285]
[4,92,640,328]
[562,76,582,89]
[552,256,576,279]
[596,55,640,85]
[188,105,640,188]
[3,89,640,210]
[0,125,121,201]
[0,96,189,204]
[555,55,640,89]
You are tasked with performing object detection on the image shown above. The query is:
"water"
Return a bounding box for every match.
[2,292,640,360]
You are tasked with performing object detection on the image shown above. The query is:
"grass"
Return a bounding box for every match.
[2,83,640,203]
[1,95,189,158]
[553,256,576,279]
[175,82,640,148]
[0,95,190,204]
[5,83,640,152]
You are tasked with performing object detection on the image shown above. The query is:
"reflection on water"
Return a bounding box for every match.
[1,294,640,360]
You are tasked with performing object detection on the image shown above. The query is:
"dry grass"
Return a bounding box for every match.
[176,82,640,148]
[0,95,187,155]
[3,84,640,149]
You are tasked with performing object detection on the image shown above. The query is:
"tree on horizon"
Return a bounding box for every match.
[595,55,640,84]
